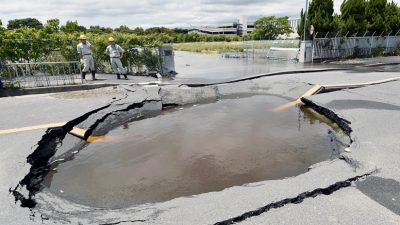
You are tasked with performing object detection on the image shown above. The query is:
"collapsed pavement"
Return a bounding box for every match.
[1,69,400,224]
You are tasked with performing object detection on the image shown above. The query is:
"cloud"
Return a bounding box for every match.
[0,0,399,28]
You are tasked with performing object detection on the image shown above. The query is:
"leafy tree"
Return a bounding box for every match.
[341,0,368,32]
[366,0,387,32]
[87,25,113,34]
[0,20,5,33]
[331,14,342,31]
[252,16,292,40]
[297,6,314,40]
[298,9,305,38]
[114,25,132,33]
[132,27,145,35]
[60,20,86,33]
[385,1,400,32]
[0,28,56,62]
[44,19,60,33]
[7,18,43,30]
[173,28,189,34]
[307,0,334,33]
[144,27,174,35]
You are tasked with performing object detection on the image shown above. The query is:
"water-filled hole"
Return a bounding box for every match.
[44,95,348,209]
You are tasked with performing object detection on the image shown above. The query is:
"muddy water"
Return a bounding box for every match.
[174,51,330,83]
[44,95,347,209]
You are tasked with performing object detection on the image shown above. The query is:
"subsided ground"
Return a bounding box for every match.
[1,60,400,224]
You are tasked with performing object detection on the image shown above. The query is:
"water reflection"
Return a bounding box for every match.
[174,51,327,83]
[44,95,348,209]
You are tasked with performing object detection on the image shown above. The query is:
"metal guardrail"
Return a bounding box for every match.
[2,61,83,88]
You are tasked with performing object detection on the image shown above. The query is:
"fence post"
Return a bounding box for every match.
[371,31,376,57]
[386,31,392,53]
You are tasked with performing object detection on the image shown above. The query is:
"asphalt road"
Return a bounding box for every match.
[1,66,400,224]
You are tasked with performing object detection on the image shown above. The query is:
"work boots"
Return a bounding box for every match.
[117,74,128,80]
[91,71,97,80]
[81,72,86,80]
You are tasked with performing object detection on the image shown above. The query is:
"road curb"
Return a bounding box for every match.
[0,83,117,98]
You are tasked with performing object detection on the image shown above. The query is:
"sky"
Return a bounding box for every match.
[1,0,400,28]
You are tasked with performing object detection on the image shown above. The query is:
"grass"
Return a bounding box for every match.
[173,40,300,54]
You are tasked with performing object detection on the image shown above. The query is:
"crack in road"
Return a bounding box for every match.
[180,69,345,87]
[214,171,376,225]
[10,92,160,209]
[82,99,160,140]
[10,103,113,208]
[301,98,352,136]
[99,219,147,225]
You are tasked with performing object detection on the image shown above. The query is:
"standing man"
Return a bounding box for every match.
[77,34,96,80]
[105,37,128,79]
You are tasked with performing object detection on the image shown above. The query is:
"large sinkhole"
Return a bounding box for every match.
[43,95,348,209]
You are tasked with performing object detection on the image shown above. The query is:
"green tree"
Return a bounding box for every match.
[0,19,5,32]
[44,19,60,33]
[7,18,43,30]
[307,0,334,33]
[173,28,188,34]
[144,27,174,35]
[87,25,113,34]
[298,8,306,38]
[114,25,132,33]
[0,28,55,62]
[366,0,387,32]
[60,20,86,33]
[385,1,400,32]
[331,14,342,31]
[252,16,292,40]
[132,27,145,35]
[341,0,367,32]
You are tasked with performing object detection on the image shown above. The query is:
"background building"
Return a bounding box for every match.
[188,16,300,37]
[288,18,301,33]
[188,17,254,36]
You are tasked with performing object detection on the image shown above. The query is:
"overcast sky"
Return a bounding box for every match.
[1,0,400,28]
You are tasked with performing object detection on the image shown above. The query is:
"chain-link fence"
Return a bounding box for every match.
[313,30,400,60]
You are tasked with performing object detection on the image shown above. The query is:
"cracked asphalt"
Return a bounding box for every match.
[1,63,400,224]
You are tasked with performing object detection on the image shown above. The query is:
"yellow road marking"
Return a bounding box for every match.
[272,77,400,112]
[87,136,106,142]
[69,127,87,138]
[272,85,322,112]
[323,77,400,88]
[3,78,399,136]
[87,135,126,143]
[0,122,66,135]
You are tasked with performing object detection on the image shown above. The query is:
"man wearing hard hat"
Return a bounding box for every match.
[77,34,96,80]
[105,37,128,79]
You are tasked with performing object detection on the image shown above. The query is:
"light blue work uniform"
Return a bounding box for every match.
[77,41,95,72]
[105,44,126,75]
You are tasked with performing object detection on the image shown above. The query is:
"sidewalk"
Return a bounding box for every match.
[0,74,159,97]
